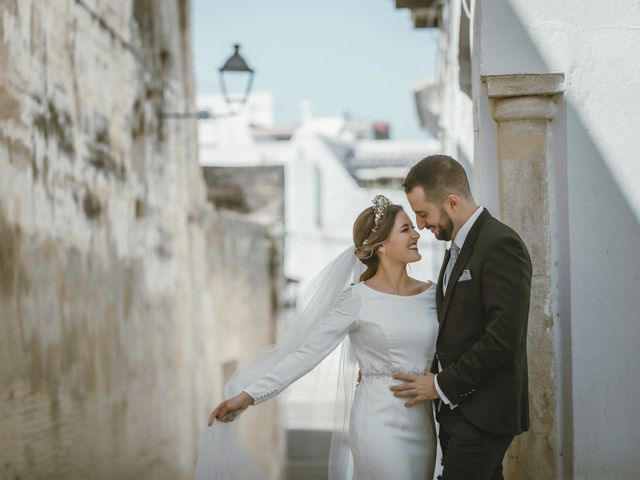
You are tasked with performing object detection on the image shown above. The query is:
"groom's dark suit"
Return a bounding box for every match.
[433,209,532,480]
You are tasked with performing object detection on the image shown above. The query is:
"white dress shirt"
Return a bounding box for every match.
[434,206,484,407]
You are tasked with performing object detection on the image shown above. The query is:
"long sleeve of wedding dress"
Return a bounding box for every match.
[193,249,363,480]
[244,285,360,405]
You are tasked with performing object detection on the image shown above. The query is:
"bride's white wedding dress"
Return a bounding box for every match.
[244,282,439,480]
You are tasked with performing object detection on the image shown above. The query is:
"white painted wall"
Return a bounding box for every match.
[474,1,640,478]
[436,1,475,165]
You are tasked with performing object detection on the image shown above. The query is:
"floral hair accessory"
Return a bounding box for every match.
[370,194,391,233]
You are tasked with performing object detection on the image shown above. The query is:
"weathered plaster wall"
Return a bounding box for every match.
[202,165,285,222]
[207,212,286,480]
[0,1,221,478]
[201,166,286,479]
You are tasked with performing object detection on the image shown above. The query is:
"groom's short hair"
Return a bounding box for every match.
[403,155,472,202]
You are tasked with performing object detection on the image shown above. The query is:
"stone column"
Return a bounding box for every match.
[485,74,566,480]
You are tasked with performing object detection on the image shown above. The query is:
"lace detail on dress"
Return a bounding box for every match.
[333,285,354,309]
[360,365,428,379]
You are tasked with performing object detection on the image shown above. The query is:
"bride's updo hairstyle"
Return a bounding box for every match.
[353,195,404,282]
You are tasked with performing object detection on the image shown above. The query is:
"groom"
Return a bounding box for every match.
[390,155,532,480]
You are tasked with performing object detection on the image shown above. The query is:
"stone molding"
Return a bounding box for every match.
[485,74,565,123]
[485,73,565,99]
[493,96,558,122]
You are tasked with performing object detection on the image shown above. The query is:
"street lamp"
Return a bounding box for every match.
[219,44,255,107]
[163,43,255,119]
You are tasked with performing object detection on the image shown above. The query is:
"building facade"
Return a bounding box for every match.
[0,1,287,479]
[403,1,640,479]
[0,1,220,478]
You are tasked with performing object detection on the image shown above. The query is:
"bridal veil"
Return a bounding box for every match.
[193,247,365,480]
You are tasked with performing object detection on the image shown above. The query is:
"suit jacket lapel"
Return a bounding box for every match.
[439,209,492,326]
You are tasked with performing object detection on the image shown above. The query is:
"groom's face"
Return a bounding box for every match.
[406,187,454,241]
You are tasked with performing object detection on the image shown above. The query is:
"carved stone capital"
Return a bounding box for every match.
[493,96,558,122]
[485,74,565,122]
[485,73,565,98]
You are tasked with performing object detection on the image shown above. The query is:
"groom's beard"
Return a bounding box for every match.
[434,209,454,241]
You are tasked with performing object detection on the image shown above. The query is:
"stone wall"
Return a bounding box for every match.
[203,165,287,480]
[484,74,566,480]
[207,212,286,480]
[0,1,221,479]
[202,165,285,221]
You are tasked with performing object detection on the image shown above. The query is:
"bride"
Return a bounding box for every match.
[195,195,438,480]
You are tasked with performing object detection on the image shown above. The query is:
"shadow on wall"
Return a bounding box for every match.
[487,2,640,478]
[563,104,640,479]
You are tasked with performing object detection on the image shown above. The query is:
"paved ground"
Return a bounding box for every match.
[285,427,444,479]
[285,429,332,480]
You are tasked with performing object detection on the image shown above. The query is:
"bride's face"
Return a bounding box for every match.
[380,211,422,264]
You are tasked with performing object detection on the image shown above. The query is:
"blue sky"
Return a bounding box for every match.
[192,0,439,139]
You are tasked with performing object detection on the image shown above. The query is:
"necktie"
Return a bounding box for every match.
[444,242,460,292]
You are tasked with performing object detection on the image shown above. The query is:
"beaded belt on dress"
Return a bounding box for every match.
[360,366,427,379]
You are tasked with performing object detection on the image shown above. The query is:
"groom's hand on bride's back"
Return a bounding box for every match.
[389,373,439,407]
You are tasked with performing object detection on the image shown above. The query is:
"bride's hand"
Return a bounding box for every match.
[208,391,254,425]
